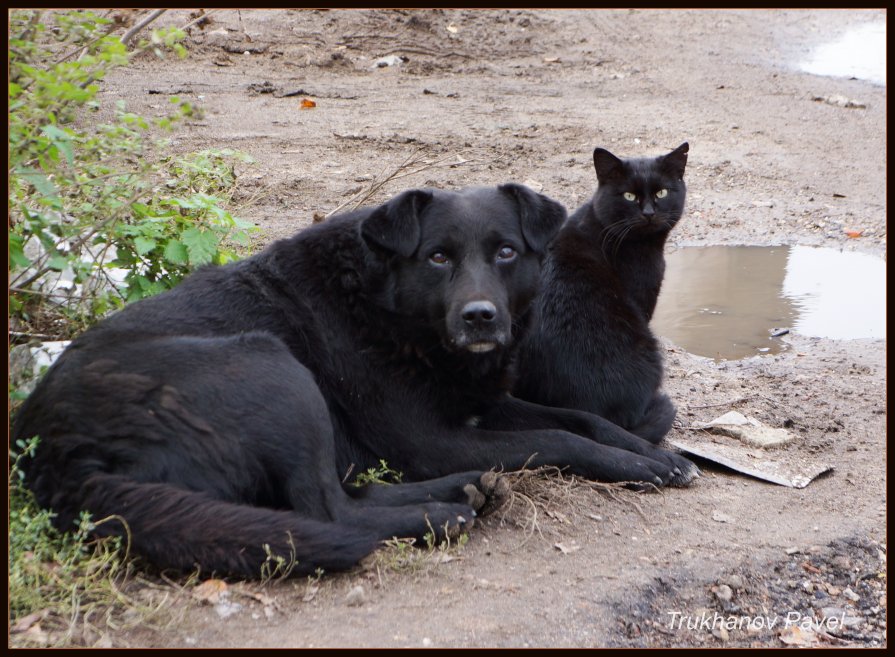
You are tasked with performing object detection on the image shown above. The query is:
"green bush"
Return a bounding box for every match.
[8,10,255,339]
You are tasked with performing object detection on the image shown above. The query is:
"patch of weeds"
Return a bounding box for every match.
[353,459,404,487]
[260,535,299,584]
[9,438,172,648]
[361,519,471,583]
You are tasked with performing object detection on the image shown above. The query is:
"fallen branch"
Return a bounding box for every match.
[324,148,477,219]
[120,9,166,47]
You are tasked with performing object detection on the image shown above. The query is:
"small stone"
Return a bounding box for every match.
[712,626,729,642]
[345,585,366,607]
[803,581,815,594]
[785,547,800,555]
[715,584,734,602]
[727,575,745,590]
[843,588,860,602]
[422,637,432,647]
[828,585,841,596]
[712,510,735,524]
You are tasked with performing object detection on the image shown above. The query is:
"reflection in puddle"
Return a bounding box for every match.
[651,246,886,361]
[798,21,886,86]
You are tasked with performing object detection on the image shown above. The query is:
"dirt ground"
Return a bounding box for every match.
[67,9,890,648]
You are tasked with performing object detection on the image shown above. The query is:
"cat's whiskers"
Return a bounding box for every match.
[599,217,631,259]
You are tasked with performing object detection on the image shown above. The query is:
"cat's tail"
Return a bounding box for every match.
[629,392,677,444]
[72,472,381,578]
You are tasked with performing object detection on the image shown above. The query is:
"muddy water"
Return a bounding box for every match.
[651,246,886,361]
[798,21,886,86]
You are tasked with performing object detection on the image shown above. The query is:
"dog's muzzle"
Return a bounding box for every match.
[450,300,509,353]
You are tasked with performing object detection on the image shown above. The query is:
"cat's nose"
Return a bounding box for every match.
[642,202,656,219]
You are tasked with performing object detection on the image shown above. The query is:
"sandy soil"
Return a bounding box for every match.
[60,9,889,648]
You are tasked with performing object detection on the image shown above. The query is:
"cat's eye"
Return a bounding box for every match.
[496,245,517,262]
[429,251,450,266]
[656,189,668,199]
[623,192,637,201]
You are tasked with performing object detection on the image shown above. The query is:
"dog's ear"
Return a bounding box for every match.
[361,189,433,257]
[499,183,567,255]
[660,141,689,180]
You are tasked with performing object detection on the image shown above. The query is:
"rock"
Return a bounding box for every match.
[712,510,735,524]
[727,575,745,590]
[715,584,734,602]
[345,585,366,606]
[843,587,860,602]
[372,55,405,68]
[712,626,729,642]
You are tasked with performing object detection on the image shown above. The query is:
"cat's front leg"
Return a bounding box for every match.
[479,395,699,486]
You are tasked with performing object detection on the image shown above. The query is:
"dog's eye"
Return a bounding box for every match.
[656,189,668,199]
[496,246,517,262]
[623,192,637,201]
[429,251,450,266]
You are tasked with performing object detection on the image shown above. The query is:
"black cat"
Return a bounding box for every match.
[514,142,689,444]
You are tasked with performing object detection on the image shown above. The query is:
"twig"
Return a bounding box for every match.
[325,149,476,219]
[687,394,781,411]
[379,47,472,59]
[120,9,166,47]
[686,396,755,410]
[178,9,218,33]
[9,330,58,341]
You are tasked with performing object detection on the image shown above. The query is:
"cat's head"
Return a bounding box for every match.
[591,142,689,239]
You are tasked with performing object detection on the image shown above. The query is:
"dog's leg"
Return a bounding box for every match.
[344,471,510,516]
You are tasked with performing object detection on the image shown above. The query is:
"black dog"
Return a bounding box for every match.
[13,184,695,580]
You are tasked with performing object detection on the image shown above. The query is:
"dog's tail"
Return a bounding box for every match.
[629,393,677,445]
[74,472,378,578]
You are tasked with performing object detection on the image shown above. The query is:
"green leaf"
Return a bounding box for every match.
[15,167,60,201]
[8,233,31,270]
[180,228,218,266]
[46,252,70,271]
[133,236,157,256]
[163,239,188,265]
[40,125,75,166]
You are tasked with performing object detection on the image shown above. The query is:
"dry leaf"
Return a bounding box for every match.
[11,609,49,633]
[779,625,819,646]
[845,229,863,238]
[300,98,317,109]
[193,578,228,604]
[446,23,459,34]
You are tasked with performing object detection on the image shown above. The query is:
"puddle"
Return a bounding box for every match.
[651,245,886,361]
[798,21,886,86]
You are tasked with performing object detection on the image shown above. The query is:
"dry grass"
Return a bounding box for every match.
[492,466,657,550]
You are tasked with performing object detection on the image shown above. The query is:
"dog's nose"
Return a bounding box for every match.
[461,300,497,326]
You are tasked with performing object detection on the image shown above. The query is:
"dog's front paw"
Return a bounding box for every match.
[463,470,510,516]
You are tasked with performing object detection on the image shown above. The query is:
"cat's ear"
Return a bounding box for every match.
[661,142,689,180]
[592,147,625,183]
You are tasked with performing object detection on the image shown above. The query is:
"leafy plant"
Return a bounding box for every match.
[8,10,256,340]
[353,459,405,487]
[9,437,170,647]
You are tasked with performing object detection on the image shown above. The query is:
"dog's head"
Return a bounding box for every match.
[361,184,566,354]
